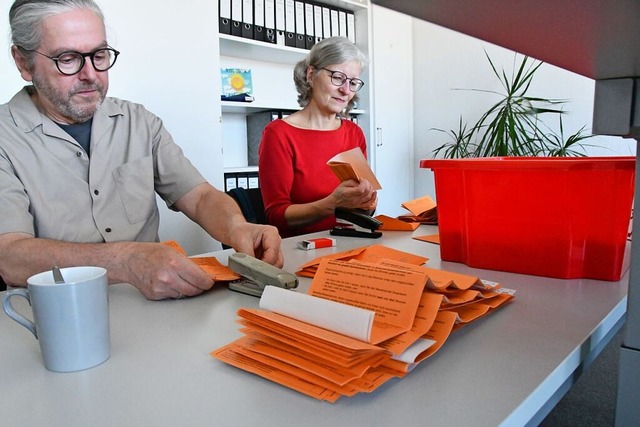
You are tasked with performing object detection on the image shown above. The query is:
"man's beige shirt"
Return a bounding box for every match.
[0,87,206,243]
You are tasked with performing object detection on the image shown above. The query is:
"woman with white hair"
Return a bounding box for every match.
[259,36,377,237]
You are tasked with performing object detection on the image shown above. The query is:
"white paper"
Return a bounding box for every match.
[259,286,375,342]
[391,337,436,364]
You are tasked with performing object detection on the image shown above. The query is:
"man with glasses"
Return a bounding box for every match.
[0,0,283,300]
[258,36,377,237]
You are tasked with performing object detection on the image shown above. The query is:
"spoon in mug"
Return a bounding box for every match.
[52,266,65,284]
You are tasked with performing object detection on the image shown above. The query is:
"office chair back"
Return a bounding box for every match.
[227,187,266,225]
[223,187,266,250]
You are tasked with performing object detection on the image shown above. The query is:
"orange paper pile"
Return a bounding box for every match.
[398,194,438,225]
[212,246,515,401]
[374,195,438,231]
[327,147,382,190]
[295,244,429,278]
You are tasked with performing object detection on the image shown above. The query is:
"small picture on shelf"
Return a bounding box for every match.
[221,68,254,102]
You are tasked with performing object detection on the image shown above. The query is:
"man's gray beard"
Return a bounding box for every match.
[32,75,106,123]
[61,97,104,123]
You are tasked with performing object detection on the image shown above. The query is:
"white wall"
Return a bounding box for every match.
[411,19,637,200]
[0,0,223,255]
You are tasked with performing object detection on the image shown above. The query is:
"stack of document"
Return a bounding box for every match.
[295,244,428,278]
[327,147,382,190]
[375,195,438,231]
[398,194,438,225]
[212,246,515,401]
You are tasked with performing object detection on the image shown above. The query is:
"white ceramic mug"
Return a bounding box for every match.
[3,266,110,372]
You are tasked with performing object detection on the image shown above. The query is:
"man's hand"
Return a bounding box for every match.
[174,183,284,268]
[122,242,214,300]
[227,223,284,268]
[0,234,214,301]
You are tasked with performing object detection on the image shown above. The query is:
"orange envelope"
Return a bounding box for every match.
[413,234,440,244]
[401,195,436,216]
[190,257,240,282]
[414,311,458,363]
[353,244,428,266]
[296,245,429,278]
[309,259,427,345]
[212,344,342,402]
[162,240,187,256]
[327,147,382,190]
[375,215,420,231]
[161,240,239,282]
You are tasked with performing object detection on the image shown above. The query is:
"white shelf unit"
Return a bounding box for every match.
[218,0,372,173]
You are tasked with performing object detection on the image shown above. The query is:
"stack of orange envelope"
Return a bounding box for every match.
[375,194,438,231]
[212,245,515,402]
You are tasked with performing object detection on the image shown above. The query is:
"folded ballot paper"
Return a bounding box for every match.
[375,195,439,232]
[162,240,241,282]
[327,147,382,190]
[211,247,515,402]
[295,244,429,278]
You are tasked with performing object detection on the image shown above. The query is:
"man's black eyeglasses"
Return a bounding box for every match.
[320,67,364,92]
[19,46,120,76]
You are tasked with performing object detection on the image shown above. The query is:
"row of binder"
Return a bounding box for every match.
[224,170,260,192]
[219,0,356,50]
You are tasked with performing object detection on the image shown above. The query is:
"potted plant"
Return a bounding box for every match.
[432,51,595,158]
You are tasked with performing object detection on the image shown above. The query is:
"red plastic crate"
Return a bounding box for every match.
[420,157,635,281]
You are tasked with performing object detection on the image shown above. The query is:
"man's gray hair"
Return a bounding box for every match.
[10,0,104,52]
[293,36,368,115]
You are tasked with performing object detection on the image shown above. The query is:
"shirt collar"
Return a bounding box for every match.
[8,85,124,134]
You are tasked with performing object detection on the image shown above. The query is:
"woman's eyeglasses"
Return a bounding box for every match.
[320,67,364,92]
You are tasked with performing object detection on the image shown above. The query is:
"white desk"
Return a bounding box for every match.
[0,226,627,426]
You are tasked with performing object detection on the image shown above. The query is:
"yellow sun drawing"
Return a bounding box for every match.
[230,73,245,91]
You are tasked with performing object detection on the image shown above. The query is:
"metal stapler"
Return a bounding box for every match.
[227,252,298,297]
[331,207,383,238]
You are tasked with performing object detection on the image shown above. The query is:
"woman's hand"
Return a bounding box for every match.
[331,179,378,211]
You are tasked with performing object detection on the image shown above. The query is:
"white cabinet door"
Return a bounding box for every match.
[371,5,414,217]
